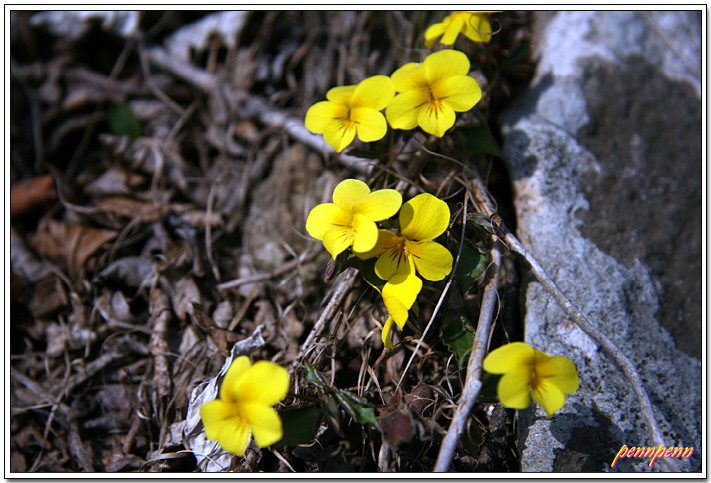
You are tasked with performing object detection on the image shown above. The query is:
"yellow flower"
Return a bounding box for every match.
[359,192,453,284]
[358,192,452,347]
[385,49,482,137]
[424,11,498,48]
[305,75,395,152]
[306,179,402,259]
[482,342,579,418]
[200,356,289,456]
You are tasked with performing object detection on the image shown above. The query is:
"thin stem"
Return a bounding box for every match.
[434,238,502,472]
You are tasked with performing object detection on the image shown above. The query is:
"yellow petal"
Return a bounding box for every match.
[322,226,353,259]
[432,75,482,112]
[352,108,388,143]
[323,121,357,152]
[305,100,348,134]
[234,360,290,406]
[463,13,493,43]
[242,403,283,447]
[220,356,252,402]
[351,213,379,254]
[424,22,446,49]
[497,370,532,409]
[352,189,402,222]
[326,85,355,103]
[382,316,397,349]
[439,13,465,45]
[417,101,456,137]
[333,179,371,208]
[482,342,535,374]
[424,49,471,85]
[399,193,450,241]
[539,355,580,394]
[532,379,566,418]
[408,240,453,281]
[352,75,395,110]
[217,413,251,456]
[200,399,237,441]
[385,89,428,130]
[354,228,399,260]
[390,62,427,92]
[383,271,422,325]
[305,203,350,241]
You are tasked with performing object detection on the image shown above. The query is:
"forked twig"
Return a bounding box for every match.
[292,268,359,374]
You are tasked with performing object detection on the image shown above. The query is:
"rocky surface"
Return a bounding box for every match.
[501,11,701,472]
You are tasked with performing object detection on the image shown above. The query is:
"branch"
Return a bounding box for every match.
[434,237,503,472]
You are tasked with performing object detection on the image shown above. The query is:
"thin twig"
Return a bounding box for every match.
[434,237,502,472]
[216,248,321,291]
[498,223,680,473]
[292,268,358,373]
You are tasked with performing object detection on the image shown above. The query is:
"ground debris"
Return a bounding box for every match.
[10,10,529,473]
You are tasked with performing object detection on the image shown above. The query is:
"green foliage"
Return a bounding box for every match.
[360,257,386,292]
[277,404,323,447]
[108,102,142,139]
[458,124,503,159]
[440,315,476,368]
[451,239,489,294]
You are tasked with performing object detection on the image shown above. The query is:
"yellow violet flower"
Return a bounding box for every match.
[200,356,289,456]
[385,49,482,138]
[482,342,579,418]
[305,75,395,152]
[424,11,497,48]
[306,179,402,259]
[359,192,453,284]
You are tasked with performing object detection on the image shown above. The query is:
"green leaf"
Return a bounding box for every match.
[360,257,386,292]
[276,404,323,447]
[458,124,503,159]
[303,362,327,390]
[476,372,500,404]
[108,102,142,139]
[450,240,488,294]
[440,315,475,368]
[336,390,379,428]
[461,417,483,457]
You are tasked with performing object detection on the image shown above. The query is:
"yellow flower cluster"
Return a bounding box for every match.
[306,179,453,347]
[305,49,482,152]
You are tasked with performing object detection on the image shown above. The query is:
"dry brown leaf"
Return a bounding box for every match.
[32,219,117,281]
[95,196,161,221]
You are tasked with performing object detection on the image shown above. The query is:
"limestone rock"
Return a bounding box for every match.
[501,11,701,472]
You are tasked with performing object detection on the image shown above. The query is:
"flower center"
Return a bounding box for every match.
[342,108,356,130]
[388,237,409,268]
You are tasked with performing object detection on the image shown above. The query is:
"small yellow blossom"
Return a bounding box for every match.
[482,342,579,417]
[306,179,402,259]
[200,356,289,456]
[385,49,482,137]
[424,11,498,48]
[358,192,453,344]
[305,75,395,152]
[358,192,453,284]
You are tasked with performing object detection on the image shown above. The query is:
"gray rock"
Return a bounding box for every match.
[501,11,701,472]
